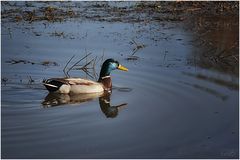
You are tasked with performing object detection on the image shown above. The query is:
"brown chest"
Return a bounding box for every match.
[99,77,112,91]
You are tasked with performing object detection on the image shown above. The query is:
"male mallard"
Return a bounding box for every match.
[43,59,128,94]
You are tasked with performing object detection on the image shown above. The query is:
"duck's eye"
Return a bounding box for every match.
[110,62,118,69]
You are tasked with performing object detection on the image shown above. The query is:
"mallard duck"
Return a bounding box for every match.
[43,59,128,94]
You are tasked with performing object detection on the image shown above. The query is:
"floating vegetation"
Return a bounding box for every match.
[2,4,76,23]
[1,77,8,85]
[23,10,36,22]
[48,31,76,39]
[33,31,41,36]
[41,61,58,66]
[2,1,237,24]
[6,59,34,65]
[125,55,139,61]
[130,39,146,55]
[50,31,65,37]
[5,59,58,66]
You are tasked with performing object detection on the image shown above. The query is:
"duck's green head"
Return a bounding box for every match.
[98,59,128,80]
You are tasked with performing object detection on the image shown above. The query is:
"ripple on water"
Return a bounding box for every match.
[1,3,239,157]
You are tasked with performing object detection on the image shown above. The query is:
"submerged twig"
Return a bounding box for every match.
[130,39,145,55]
[92,56,98,80]
[63,52,105,80]
[63,55,75,77]
[28,76,34,84]
[7,28,12,39]
[69,53,92,70]
[125,55,139,61]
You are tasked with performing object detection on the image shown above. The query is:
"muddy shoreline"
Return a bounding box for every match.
[1,1,239,23]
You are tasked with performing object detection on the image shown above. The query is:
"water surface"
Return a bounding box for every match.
[1,2,239,159]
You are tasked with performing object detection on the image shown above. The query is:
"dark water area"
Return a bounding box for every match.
[1,1,239,159]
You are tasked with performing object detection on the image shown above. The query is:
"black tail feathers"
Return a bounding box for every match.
[43,79,64,92]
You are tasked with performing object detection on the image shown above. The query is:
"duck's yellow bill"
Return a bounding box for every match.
[118,64,128,71]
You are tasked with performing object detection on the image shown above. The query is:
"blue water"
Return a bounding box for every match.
[1,2,239,159]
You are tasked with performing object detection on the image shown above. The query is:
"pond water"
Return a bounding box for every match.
[1,2,239,159]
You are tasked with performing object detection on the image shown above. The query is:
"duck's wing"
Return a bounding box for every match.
[65,78,97,85]
[43,77,96,85]
[65,78,104,94]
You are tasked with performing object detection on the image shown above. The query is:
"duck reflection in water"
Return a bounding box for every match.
[99,93,127,118]
[42,92,127,118]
